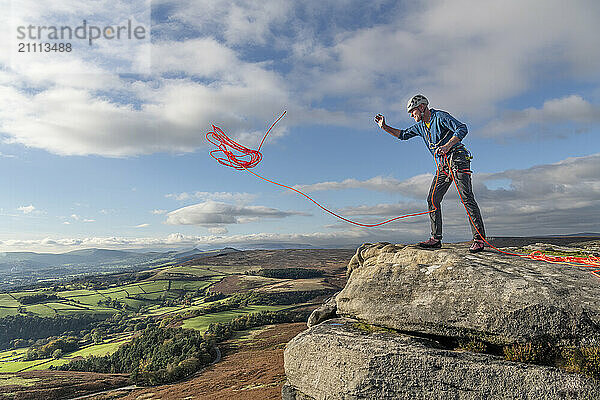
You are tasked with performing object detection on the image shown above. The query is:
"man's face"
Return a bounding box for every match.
[410,106,422,122]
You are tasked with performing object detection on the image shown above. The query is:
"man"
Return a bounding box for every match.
[374,94,486,253]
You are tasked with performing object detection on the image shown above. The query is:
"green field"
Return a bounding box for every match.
[0,359,47,373]
[181,305,292,331]
[0,303,291,372]
[0,308,18,318]
[0,294,20,307]
[169,279,220,291]
[0,273,224,318]
[68,337,131,358]
[145,297,229,317]
[0,375,40,388]
[0,335,132,373]
[147,305,186,316]
[0,348,27,362]
[19,358,69,371]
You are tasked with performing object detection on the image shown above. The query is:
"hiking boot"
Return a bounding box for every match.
[418,237,442,249]
[469,239,485,253]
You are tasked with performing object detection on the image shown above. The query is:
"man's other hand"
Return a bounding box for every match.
[374,114,385,128]
[436,143,452,155]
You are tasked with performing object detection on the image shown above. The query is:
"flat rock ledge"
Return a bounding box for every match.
[283,318,600,400]
[337,242,600,345]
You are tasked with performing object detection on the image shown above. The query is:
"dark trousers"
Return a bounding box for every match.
[427,151,486,240]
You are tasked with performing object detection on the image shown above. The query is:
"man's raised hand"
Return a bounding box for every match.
[374,113,385,129]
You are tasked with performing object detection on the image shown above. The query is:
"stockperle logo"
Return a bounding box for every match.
[9,0,151,74]
[16,19,147,46]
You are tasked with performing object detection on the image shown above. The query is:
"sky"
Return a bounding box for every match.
[0,0,599,253]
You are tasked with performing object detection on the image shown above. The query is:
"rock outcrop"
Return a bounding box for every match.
[307,292,338,328]
[339,242,600,345]
[284,319,600,400]
[284,242,600,399]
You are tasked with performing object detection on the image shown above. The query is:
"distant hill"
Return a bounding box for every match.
[223,242,360,250]
[236,243,316,250]
[0,249,141,271]
[0,247,240,290]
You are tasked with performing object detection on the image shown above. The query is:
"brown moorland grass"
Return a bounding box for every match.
[0,370,129,400]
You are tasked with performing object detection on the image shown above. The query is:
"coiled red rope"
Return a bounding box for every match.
[207,112,600,277]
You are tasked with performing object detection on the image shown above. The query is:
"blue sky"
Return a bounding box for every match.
[0,0,599,252]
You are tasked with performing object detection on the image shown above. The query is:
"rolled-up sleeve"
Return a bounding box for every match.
[398,124,420,140]
[440,112,468,140]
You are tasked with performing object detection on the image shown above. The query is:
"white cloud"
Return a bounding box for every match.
[17,205,36,214]
[165,191,257,203]
[483,95,600,137]
[1,152,598,251]
[337,202,427,217]
[135,223,150,228]
[3,1,598,158]
[166,193,192,201]
[285,0,600,123]
[152,0,294,46]
[0,34,293,157]
[151,209,168,215]
[208,226,228,234]
[293,174,432,198]
[4,0,151,75]
[70,214,94,222]
[165,200,308,226]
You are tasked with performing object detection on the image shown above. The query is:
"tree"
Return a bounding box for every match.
[91,330,103,344]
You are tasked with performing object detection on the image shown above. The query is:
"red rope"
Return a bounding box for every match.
[206,111,438,227]
[206,112,600,276]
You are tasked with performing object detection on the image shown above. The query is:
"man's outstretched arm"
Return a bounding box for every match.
[374,114,412,139]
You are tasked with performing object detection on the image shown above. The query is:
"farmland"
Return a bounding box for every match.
[0,248,354,399]
[181,305,293,331]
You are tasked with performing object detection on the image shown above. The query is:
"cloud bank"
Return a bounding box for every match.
[292,153,600,237]
[164,200,308,226]
[1,1,599,156]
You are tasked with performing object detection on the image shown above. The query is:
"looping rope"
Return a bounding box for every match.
[206,110,286,170]
[206,111,438,227]
[206,125,263,170]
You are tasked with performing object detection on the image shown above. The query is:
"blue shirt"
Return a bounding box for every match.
[397,108,468,157]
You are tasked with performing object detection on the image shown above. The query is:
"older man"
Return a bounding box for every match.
[374,94,486,253]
